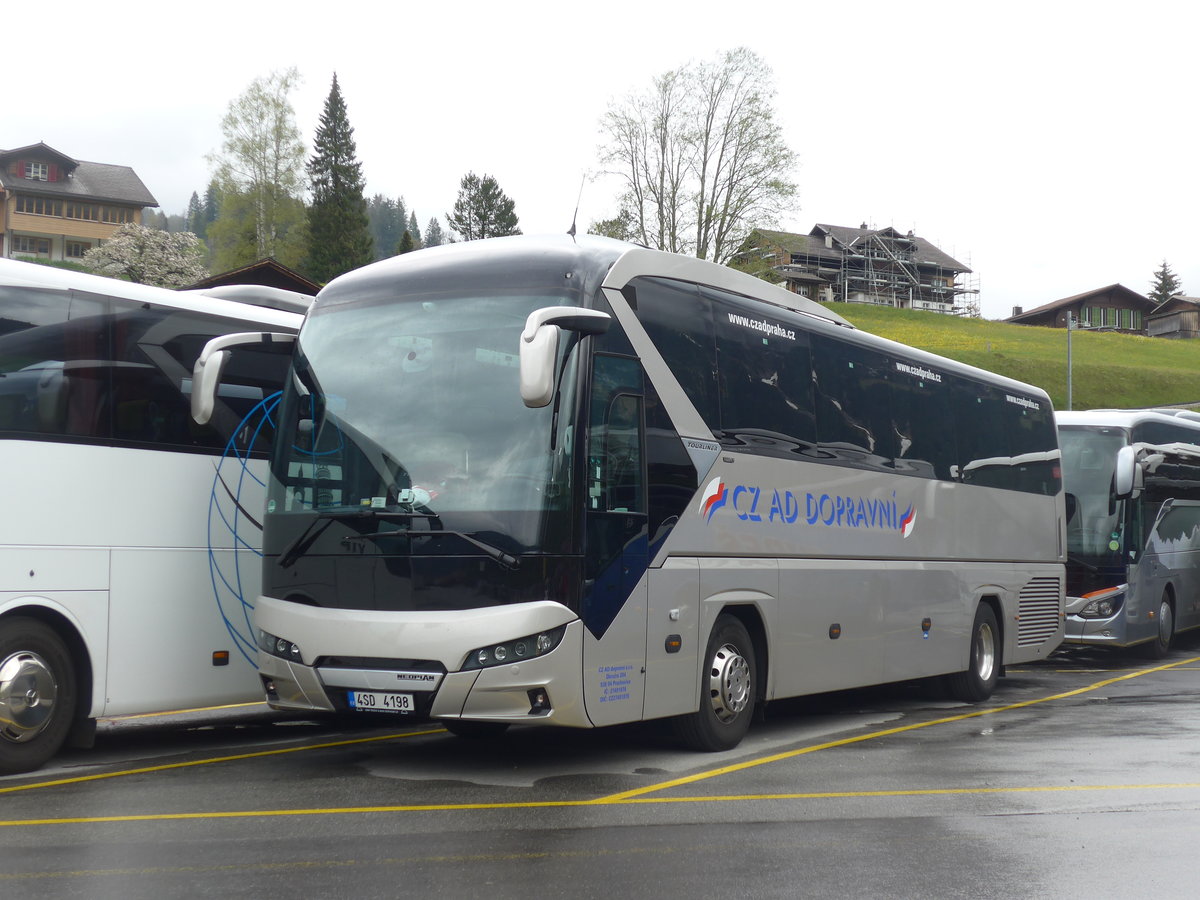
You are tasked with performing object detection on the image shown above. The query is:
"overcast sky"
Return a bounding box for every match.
[10,1,1196,319]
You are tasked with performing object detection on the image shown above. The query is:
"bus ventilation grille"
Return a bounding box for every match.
[1017,576,1062,646]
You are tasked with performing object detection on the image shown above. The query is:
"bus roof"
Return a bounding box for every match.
[1056,408,1200,431]
[0,257,305,331]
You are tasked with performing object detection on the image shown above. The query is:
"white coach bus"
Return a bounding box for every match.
[0,259,305,774]
[1058,408,1200,656]
[194,235,1065,752]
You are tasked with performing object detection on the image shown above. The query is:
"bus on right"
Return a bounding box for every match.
[1058,408,1200,657]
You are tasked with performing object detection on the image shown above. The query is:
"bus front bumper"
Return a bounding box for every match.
[255,614,592,730]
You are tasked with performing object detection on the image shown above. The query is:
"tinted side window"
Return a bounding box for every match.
[954,382,1058,494]
[1133,422,1200,448]
[889,360,957,479]
[631,277,719,428]
[708,288,815,451]
[812,335,895,467]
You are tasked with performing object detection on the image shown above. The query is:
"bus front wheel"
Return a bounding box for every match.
[1143,593,1175,659]
[674,614,757,752]
[0,617,77,775]
[945,603,999,702]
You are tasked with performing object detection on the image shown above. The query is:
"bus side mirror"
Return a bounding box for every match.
[1113,445,1142,500]
[191,331,296,425]
[519,307,611,408]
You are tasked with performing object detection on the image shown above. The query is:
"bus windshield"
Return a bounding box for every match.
[268,291,578,552]
[1059,424,1128,567]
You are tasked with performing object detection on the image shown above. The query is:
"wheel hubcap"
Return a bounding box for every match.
[1159,601,1174,646]
[0,650,58,743]
[974,623,996,683]
[706,642,751,724]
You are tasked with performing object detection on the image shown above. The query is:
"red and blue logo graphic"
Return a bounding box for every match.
[900,505,916,538]
[699,476,727,522]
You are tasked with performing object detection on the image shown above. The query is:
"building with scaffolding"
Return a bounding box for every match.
[739,224,979,315]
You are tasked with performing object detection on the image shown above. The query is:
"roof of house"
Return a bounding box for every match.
[1006,284,1156,324]
[1146,294,1200,319]
[0,142,157,207]
[186,258,321,295]
[752,225,970,272]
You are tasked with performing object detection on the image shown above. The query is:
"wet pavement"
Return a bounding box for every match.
[3,635,1200,898]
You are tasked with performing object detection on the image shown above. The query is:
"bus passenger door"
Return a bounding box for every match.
[582,355,649,726]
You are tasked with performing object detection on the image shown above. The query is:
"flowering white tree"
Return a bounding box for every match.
[83,223,208,287]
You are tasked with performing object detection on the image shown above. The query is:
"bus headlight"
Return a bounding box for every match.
[1079,586,1125,619]
[463,626,566,670]
[257,628,304,664]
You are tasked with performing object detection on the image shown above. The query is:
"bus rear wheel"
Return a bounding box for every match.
[674,614,756,752]
[0,617,77,775]
[945,603,999,702]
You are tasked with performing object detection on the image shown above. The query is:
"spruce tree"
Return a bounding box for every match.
[407,212,422,248]
[425,217,445,247]
[398,230,415,254]
[186,192,204,236]
[305,73,374,283]
[1149,259,1183,305]
[447,172,521,241]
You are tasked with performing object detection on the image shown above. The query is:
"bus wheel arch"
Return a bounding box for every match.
[674,608,762,752]
[945,598,1001,703]
[1144,587,1176,659]
[0,612,86,775]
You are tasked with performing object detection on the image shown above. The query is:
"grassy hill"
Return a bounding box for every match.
[826,303,1200,412]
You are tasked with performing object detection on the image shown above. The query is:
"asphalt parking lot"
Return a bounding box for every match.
[4,636,1200,899]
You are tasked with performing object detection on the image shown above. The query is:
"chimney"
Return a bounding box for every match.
[1012,306,1023,317]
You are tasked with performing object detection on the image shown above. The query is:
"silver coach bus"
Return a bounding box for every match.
[193,235,1065,752]
[1059,408,1200,656]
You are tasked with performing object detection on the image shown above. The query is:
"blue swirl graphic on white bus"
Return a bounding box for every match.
[206,391,282,669]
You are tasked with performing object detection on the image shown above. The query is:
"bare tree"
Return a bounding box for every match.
[208,68,306,261]
[598,48,797,264]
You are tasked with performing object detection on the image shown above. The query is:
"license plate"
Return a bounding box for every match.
[347,690,415,713]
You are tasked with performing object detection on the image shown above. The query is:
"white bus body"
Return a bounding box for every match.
[0,259,303,774]
[204,236,1065,752]
[1058,408,1200,655]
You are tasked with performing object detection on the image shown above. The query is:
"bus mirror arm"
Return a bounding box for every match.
[519,307,610,408]
[191,331,297,425]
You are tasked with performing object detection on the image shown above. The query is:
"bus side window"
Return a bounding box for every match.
[588,355,645,514]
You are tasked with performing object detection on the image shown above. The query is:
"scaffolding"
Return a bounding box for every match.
[768,226,979,317]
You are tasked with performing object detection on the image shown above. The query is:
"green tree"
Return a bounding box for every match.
[447,172,521,241]
[424,217,446,247]
[398,230,415,254]
[1149,259,1183,305]
[208,189,308,273]
[367,195,406,261]
[305,73,374,283]
[407,212,422,248]
[185,192,204,237]
[599,47,797,264]
[208,68,306,262]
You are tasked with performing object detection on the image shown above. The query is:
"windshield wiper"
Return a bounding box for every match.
[1066,555,1102,573]
[277,508,439,567]
[342,528,520,570]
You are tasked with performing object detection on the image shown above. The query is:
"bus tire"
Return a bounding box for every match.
[1143,593,1175,660]
[443,720,510,739]
[945,603,999,703]
[0,617,77,775]
[674,614,756,752]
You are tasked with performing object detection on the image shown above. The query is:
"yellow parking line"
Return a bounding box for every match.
[3,781,1200,828]
[595,654,1200,802]
[0,727,444,795]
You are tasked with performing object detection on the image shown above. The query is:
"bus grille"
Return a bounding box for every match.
[1017,576,1062,646]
